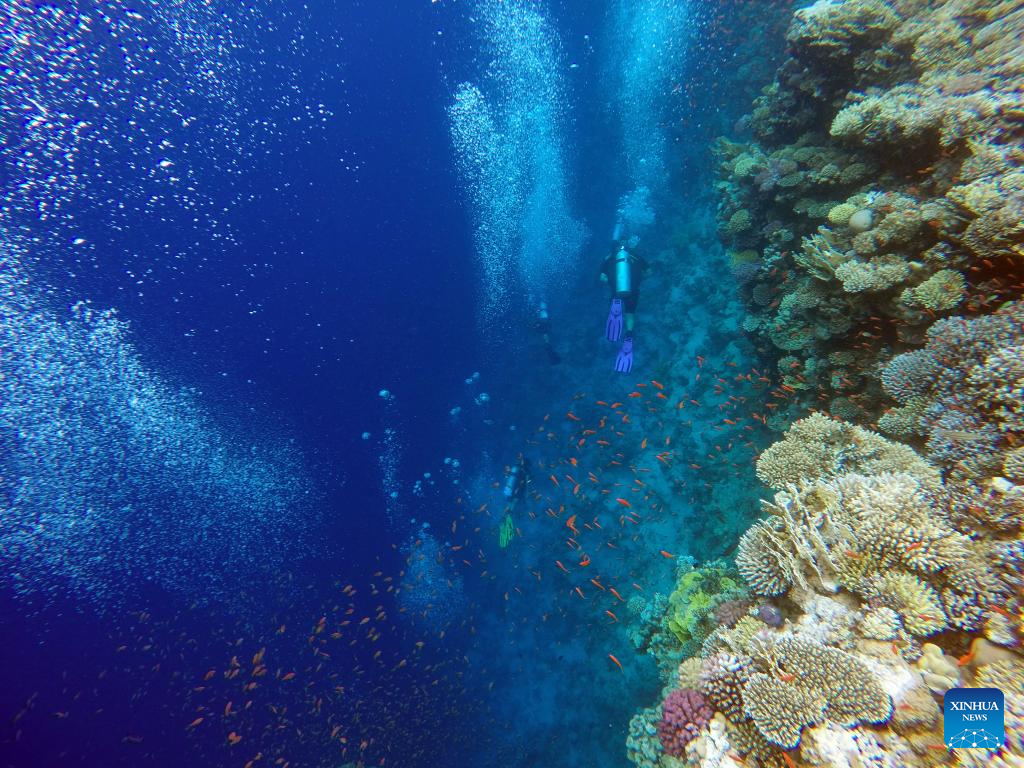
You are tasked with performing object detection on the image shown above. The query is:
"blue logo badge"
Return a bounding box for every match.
[944,687,1004,750]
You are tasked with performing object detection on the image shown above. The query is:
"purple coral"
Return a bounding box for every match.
[658,688,713,757]
[757,603,784,627]
[714,598,754,627]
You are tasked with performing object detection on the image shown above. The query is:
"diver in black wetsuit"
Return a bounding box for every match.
[601,237,649,373]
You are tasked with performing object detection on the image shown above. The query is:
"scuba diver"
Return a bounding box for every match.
[498,454,528,549]
[600,233,648,373]
[535,300,561,365]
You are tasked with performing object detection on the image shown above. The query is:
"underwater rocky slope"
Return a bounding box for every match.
[627,1,1024,766]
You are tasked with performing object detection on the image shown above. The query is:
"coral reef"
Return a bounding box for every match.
[712,0,1024,429]
[881,302,1024,474]
[627,2,1024,766]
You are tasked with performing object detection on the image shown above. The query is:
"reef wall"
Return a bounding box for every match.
[628,1,1024,766]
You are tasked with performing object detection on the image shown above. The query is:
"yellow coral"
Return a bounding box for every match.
[901,269,966,311]
[868,571,947,637]
[827,202,858,226]
[835,254,910,293]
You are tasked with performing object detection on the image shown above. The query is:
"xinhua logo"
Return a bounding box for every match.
[944,687,1004,750]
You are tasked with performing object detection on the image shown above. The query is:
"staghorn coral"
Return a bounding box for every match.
[741,636,892,749]
[755,413,939,490]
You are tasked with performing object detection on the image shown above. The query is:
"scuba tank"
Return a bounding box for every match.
[614,246,632,293]
[503,464,521,499]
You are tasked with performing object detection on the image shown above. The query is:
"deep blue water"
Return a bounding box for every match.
[0,1,792,766]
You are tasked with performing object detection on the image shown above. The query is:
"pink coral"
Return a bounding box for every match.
[657,688,713,757]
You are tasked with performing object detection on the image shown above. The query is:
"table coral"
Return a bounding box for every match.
[754,413,939,489]
[741,636,892,749]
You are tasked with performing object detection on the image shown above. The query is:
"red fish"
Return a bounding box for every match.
[608,654,623,671]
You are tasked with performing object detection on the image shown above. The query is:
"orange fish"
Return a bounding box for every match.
[578,554,591,567]
[227,732,242,746]
[555,560,570,574]
[574,586,586,599]
[566,411,580,421]
[628,392,642,398]
[608,654,623,671]
[549,474,560,487]
[609,587,624,602]
[187,717,204,728]
[590,578,605,591]
[651,380,664,389]
[566,514,579,534]
[605,610,618,622]
[280,672,296,681]
[615,498,631,508]
[640,438,647,449]
[659,550,675,559]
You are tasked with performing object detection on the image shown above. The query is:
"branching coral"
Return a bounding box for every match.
[900,269,967,311]
[864,571,947,637]
[834,254,910,293]
[882,302,1024,468]
[742,636,892,749]
[735,482,852,595]
[755,413,939,490]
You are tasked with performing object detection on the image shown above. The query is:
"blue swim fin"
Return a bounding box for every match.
[615,337,633,373]
[606,298,623,341]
